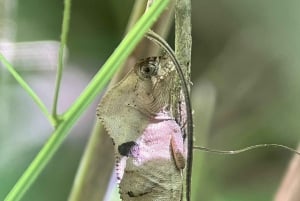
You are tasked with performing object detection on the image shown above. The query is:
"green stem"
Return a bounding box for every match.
[52,0,72,122]
[0,53,54,126]
[4,1,169,200]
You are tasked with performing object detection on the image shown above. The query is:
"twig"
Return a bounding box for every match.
[175,0,192,81]
[0,53,54,125]
[52,0,72,124]
[175,0,192,200]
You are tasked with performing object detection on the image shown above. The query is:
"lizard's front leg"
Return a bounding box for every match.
[170,127,186,170]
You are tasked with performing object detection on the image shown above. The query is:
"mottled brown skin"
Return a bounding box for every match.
[97,57,185,201]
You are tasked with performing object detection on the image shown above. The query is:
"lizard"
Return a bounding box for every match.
[97,56,187,201]
[96,32,300,201]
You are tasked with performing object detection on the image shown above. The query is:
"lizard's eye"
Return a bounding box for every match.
[138,62,158,79]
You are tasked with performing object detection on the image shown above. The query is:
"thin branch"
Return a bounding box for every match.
[175,0,192,81]
[194,144,300,155]
[52,0,72,123]
[0,53,54,126]
[175,0,192,200]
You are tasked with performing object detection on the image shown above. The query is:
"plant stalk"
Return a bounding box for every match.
[175,0,192,200]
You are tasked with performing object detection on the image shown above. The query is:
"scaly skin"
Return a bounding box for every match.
[97,56,185,201]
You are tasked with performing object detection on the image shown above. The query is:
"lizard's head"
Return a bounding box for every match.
[97,56,182,150]
[133,56,178,115]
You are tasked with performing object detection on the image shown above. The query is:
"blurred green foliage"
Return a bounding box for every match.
[1,0,300,201]
[192,0,300,200]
